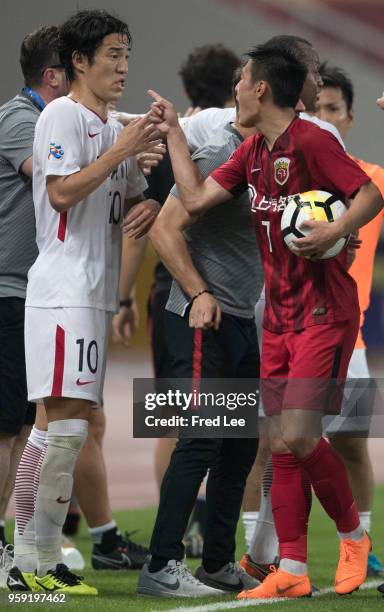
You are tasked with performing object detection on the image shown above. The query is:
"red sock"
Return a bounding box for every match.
[15,440,43,534]
[272,453,309,563]
[299,438,359,533]
[301,468,312,517]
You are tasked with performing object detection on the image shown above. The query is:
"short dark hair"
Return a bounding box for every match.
[59,9,132,82]
[319,62,354,111]
[246,42,307,108]
[179,43,241,108]
[20,26,61,88]
[266,35,312,51]
[265,35,317,69]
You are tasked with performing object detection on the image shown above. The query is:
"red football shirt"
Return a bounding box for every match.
[211,117,369,333]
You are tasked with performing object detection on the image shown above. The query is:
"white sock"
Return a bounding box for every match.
[242,512,259,552]
[13,428,47,573]
[29,427,47,450]
[359,511,371,534]
[249,458,279,564]
[35,419,88,577]
[89,520,117,545]
[280,558,308,576]
[337,523,366,541]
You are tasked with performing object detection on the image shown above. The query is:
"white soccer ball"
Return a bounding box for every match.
[281,190,349,259]
[61,545,85,570]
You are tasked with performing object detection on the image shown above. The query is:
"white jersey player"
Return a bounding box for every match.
[26,97,147,404]
[22,9,160,595]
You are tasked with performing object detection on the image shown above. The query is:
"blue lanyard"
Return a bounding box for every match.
[22,87,46,111]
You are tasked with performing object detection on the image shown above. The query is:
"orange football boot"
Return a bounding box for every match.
[334,533,371,595]
[237,566,311,600]
[239,554,277,582]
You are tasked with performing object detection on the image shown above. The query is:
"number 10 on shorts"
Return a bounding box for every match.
[76,338,99,374]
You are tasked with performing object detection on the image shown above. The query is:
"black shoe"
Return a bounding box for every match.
[92,528,149,570]
[7,567,41,592]
[378,583,384,597]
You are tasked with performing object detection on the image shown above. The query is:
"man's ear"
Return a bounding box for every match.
[41,68,59,88]
[72,50,86,75]
[254,80,267,100]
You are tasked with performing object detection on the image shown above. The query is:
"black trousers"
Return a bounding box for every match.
[0,297,36,434]
[149,310,259,564]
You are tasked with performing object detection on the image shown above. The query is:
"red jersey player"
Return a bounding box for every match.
[148,40,383,600]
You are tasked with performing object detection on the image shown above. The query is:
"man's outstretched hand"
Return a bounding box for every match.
[148,90,180,136]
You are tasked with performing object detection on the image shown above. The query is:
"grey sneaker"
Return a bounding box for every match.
[195,561,260,592]
[137,559,224,598]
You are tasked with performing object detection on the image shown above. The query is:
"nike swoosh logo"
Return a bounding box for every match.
[36,583,60,592]
[335,574,360,587]
[76,378,96,386]
[150,577,180,591]
[88,133,99,138]
[56,496,71,504]
[251,168,261,173]
[93,554,131,567]
[276,580,307,595]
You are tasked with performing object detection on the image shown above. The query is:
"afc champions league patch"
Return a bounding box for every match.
[274,157,290,186]
[48,142,64,160]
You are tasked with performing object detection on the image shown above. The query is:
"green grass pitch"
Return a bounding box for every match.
[3,487,384,611]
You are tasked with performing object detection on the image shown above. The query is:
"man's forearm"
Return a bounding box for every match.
[119,234,148,300]
[166,126,206,211]
[338,181,383,235]
[150,222,207,298]
[48,145,129,212]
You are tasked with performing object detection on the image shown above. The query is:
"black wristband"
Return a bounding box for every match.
[120,298,133,308]
[190,289,213,306]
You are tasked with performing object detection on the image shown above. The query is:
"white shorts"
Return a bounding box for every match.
[25,307,112,405]
[324,348,372,435]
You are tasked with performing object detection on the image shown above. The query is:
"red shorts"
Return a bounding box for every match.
[260,318,359,415]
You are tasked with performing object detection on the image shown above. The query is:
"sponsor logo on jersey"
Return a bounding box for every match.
[248,187,300,213]
[274,157,290,186]
[48,143,64,160]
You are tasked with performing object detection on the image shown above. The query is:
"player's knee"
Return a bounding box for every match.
[281,434,315,458]
[44,397,92,421]
[269,436,288,454]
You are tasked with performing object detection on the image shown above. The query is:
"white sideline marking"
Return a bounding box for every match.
[150,580,381,612]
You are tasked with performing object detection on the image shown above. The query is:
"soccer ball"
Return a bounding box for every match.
[281,190,349,259]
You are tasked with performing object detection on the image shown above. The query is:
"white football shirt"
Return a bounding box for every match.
[27,96,147,312]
